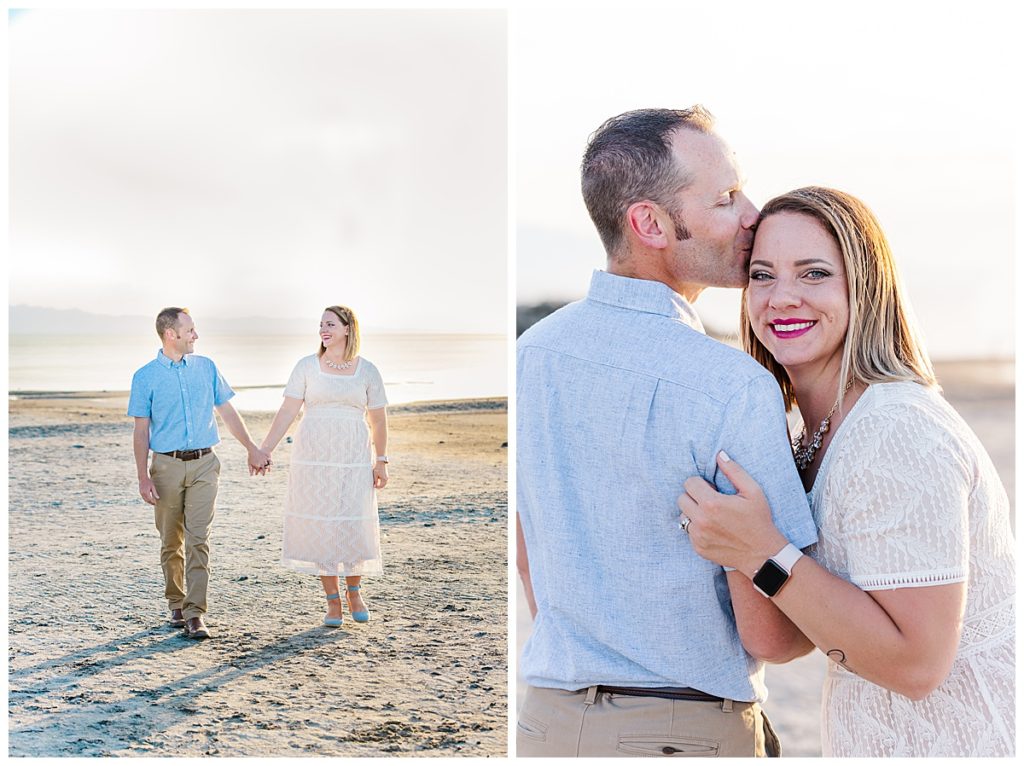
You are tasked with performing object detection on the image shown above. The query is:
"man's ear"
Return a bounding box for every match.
[626,201,669,249]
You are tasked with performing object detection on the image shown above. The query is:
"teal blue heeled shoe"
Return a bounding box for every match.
[323,592,343,627]
[346,584,370,623]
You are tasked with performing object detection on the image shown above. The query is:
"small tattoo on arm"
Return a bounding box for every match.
[827,648,857,674]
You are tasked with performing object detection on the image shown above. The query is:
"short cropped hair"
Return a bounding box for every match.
[319,305,360,361]
[581,106,716,257]
[156,307,188,339]
[741,186,936,411]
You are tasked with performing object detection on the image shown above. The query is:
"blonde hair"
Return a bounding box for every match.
[319,305,360,361]
[740,186,936,411]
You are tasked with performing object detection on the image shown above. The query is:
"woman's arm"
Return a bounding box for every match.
[770,559,964,699]
[367,406,388,488]
[682,452,965,700]
[259,396,304,454]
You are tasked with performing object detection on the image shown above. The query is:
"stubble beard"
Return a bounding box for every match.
[674,238,748,291]
[669,204,748,289]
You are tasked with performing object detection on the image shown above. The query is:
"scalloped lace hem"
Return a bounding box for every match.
[281,558,384,577]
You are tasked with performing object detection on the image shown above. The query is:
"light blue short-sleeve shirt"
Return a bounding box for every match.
[128,351,234,452]
[516,271,818,703]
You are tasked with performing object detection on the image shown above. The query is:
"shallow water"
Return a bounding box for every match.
[9,332,507,409]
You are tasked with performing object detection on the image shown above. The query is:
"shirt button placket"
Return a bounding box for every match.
[180,368,193,449]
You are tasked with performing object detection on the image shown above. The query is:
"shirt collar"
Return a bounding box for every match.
[586,270,706,333]
[157,350,189,368]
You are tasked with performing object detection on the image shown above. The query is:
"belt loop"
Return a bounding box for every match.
[721,698,733,713]
[583,686,598,706]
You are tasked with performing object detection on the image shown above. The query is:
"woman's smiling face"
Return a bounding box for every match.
[745,211,850,378]
[320,310,349,351]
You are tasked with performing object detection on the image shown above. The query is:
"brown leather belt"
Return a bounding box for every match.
[594,685,724,702]
[158,448,213,461]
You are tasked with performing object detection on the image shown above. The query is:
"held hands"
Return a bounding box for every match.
[248,446,272,476]
[138,477,160,505]
[372,462,389,489]
[677,451,788,577]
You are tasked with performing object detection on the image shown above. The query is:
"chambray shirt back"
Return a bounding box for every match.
[128,351,235,453]
[516,271,818,703]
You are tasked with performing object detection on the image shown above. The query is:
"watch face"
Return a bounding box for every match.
[752,560,789,598]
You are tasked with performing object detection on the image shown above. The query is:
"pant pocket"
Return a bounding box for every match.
[516,712,547,743]
[761,710,782,757]
[617,735,719,757]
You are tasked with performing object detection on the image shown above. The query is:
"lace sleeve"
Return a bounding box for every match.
[365,361,388,409]
[827,401,971,591]
[282,357,308,400]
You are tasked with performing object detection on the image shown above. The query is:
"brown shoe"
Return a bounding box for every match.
[169,608,186,628]
[184,616,210,639]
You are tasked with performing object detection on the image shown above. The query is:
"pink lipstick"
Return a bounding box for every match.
[770,319,816,339]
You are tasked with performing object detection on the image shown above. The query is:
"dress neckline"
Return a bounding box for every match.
[805,384,874,501]
[317,355,362,378]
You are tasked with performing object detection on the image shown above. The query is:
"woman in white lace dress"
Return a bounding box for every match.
[679,187,1014,756]
[260,305,389,627]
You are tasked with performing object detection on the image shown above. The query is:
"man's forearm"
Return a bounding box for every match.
[727,570,814,663]
[133,427,151,480]
[217,403,257,450]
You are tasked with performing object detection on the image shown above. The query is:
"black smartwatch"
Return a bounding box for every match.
[752,543,803,598]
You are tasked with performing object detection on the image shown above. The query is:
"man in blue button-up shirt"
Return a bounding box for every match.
[516,107,819,756]
[129,307,270,639]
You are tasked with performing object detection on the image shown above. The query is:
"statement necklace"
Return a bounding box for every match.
[324,358,354,371]
[792,381,853,471]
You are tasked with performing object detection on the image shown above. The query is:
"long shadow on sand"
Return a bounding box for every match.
[9,625,185,685]
[9,626,347,756]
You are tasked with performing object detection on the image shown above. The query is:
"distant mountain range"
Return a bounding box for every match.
[10,305,323,336]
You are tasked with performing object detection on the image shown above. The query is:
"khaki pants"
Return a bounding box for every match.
[150,451,220,619]
[516,685,781,757]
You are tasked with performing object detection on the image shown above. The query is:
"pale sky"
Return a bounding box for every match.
[6,3,1021,351]
[514,2,1020,359]
[9,8,507,333]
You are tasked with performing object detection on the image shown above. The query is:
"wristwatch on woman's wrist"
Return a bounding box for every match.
[752,543,803,598]
[376,455,389,463]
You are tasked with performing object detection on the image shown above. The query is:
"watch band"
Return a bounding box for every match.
[376,455,389,463]
[751,543,804,598]
[770,543,804,572]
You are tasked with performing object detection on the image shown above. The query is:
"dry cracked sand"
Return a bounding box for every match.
[8,396,508,757]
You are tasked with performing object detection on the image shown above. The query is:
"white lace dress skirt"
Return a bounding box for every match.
[821,623,1015,756]
[280,406,383,576]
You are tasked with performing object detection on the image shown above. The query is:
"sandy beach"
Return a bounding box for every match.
[8,395,508,757]
[515,360,1014,757]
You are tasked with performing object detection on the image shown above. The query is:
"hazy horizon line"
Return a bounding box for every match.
[8,304,506,336]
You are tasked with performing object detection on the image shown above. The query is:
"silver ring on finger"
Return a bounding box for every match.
[679,517,691,534]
